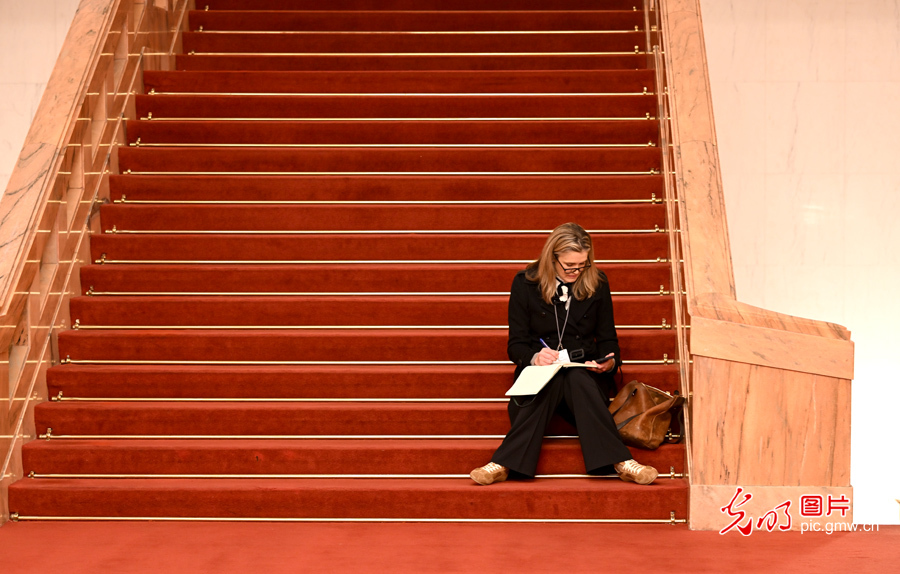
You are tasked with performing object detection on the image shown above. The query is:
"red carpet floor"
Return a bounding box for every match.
[0,522,897,573]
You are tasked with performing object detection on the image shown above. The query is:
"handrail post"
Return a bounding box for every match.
[0,0,193,526]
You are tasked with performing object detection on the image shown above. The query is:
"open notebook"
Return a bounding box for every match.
[505,363,589,396]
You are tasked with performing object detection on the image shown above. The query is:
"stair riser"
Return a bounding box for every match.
[46,365,682,398]
[128,120,660,145]
[127,120,660,145]
[108,174,663,201]
[118,147,660,173]
[9,478,688,519]
[188,11,645,32]
[89,234,669,261]
[178,55,648,72]
[79,263,674,294]
[23,440,685,475]
[57,330,677,361]
[100,204,666,232]
[136,94,655,119]
[183,32,651,53]
[204,1,642,12]
[69,296,674,327]
[34,403,576,435]
[142,70,656,95]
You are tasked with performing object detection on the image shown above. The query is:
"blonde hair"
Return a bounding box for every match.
[525,222,603,303]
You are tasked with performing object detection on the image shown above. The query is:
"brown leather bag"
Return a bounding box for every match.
[608,380,685,449]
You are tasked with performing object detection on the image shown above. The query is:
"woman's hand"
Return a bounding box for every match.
[585,354,615,373]
[533,347,560,366]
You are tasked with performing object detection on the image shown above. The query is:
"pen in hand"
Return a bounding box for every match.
[535,338,558,366]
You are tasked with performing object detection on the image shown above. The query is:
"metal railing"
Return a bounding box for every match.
[0,0,192,525]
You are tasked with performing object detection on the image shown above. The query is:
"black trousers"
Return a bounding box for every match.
[490,368,631,477]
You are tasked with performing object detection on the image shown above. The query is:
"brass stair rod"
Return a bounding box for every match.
[145,91,654,97]
[84,290,671,297]
[10,515,686,525]
[92,258,670,265]
[70,324,670,331]
[112,197,663,205]
[120,170,660,176]
[139,115,656,121]
[26,472,683,479]
[184,51,648,56]
[60,358,677,366]
[102,228,666,235]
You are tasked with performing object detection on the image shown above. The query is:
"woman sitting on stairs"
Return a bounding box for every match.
[470,222,658,486]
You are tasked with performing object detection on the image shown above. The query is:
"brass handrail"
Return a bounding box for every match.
[0,0,192,526]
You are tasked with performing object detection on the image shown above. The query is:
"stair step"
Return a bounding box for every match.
[57,329,676,362]
[142,70,656,95]
[108,174,663,202]
[69,295,674,327]
[177,54,648,72]
[183,31,651,54]
[79,263,674,295]
[22,438,684,475]
[89,234,669,262]
[136,94,655,119]
[35,402,575,436]
[187,11,645,33]
[46,364,682,398]
[203,1,642,12]
[126,120,659,145]
[99,204,666,232]
[8,477,688,520]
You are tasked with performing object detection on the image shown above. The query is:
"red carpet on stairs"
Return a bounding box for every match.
[9,0,687,523]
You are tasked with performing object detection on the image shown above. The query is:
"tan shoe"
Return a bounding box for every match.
[614,459,658,485]
[470,462,509,485]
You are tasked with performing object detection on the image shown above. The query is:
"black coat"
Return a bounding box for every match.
[507,269,621,379]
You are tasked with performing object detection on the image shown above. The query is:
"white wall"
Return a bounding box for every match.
[700,0,900,524]
[0,0,80,194]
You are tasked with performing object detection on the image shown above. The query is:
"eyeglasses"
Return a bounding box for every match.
[554,255,592,274]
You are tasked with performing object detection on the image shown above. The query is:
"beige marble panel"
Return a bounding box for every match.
[699,0,767,83]
[724,174,767,272]
[765,81,846,175]
[0,83,46,183]
[691,357,852,486]
[732,263,767,309]
[764,173,846,267]
[710,82,767,177]
[0,1,78,84]
[843,173,900,267]
[846,0,900,82]
[764,0,846,83]
[691,485,853,532]
[690,315,853,378]
[845,82,900,175]
[761,264,847,328]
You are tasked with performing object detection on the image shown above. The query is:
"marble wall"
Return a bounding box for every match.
[700,0,900,524]
[0,0,80,194]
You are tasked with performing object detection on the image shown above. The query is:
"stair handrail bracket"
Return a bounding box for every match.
[658,0,853,531]
[0,0,191,525]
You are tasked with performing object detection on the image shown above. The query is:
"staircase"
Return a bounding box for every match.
[9,0,687,522]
